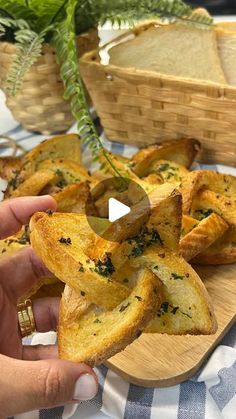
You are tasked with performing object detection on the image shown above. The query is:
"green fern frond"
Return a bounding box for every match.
[0,0,37,23]
[5,26,52,96]
[30,0,69,32]
[0,17,29,35]
[53,0,123,178]
[99,0,213,28]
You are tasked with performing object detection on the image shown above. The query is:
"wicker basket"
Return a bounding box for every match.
[0,28,99,134]
[80,23,236,167]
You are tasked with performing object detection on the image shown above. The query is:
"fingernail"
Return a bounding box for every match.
[73,373,97,401]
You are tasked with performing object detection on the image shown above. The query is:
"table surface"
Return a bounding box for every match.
[0,15,235,419]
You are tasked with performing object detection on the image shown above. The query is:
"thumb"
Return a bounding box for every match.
[0,354,98,417]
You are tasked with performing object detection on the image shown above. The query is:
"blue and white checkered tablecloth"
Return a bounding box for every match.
[0,90,236,419]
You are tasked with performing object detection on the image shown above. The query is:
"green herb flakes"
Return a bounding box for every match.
[94,253,115,277]
[171,272,184,280]
[59,237,72,245]
[119,302,131,313]
[79,262,84,272]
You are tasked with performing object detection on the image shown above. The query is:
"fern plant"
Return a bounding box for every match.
[0,0,213,175]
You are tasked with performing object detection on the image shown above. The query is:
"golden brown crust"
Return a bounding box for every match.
[30,212,129,310]
[59,269,162,366]
[0,157,21,181]
[53,182,94,214]
[180,213,228,261]
[131,248,217,335]
[9,170,58,198]
[181,170,236,214]
[131,138,200,176]
[193,226,236,265]
[193,247,236,265]
[21,134,81,179]
[89,184,181,260]
[191,189,236,228]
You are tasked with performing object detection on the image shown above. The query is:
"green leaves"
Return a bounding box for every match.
[53,0,123,176]
[0,0,37,23]
[98,0,213,28]
[5,26,52,96]
[0,17,29,35]
[0,0,213,175]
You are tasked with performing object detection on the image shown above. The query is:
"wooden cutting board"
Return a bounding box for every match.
[106,263,236,387]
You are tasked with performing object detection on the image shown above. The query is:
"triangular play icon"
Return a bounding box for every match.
[108,197,131,222]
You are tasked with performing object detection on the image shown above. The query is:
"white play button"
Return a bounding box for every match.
[108,197,131,222]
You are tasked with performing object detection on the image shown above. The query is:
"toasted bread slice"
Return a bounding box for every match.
[181,215,199,236]
[30,281,65,299]
[191,189,236,228]
[38,159,90,185]
[193,246,236,265]
[0,225,30,259]
[180,213,228,261]
[0,156,21,181]
[59,268,162,366]
[89,184,181,260]
[96,149,162,197]
[148,159,189,186]
[10,170,59,198]
[19,276,63,301]
[5,134,81,197]
[21,134,81,178]
[181,170,236,214]
[130,247,217,335]
[30,212,129,309]
[132,139,200,176]
[193,226,236,265]
[0,237,27,258]
[53,182,94,214]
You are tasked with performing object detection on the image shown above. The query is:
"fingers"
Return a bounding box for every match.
[33,297,60,332]
[0,246,54,300]
[0,195,57,239]
[22,344,58,361]
[0,354,98,417]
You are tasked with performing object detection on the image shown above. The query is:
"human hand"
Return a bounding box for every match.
[0,196,98,418]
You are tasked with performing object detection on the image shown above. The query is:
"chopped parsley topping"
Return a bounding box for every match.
[171,306,179,314]
[79,262,84,272]
[171,272,184,280]
[55,169,63,176]
[194,208,213,220]
[123,278,129,283]
[129,227,163,258]
[160,302,169,314]
[80,291,86,296]
[94,253,115,277]
[1,248,6,254]
[17,225,30,245]
[94,318,102,324]
[8,172,23,190]
[46,209,53,216]
[59,237,72,245]
[158,163,171,171]
[119,302,131,312]
[157,302,191,318]
[56,179,68,189]
[135,296,142,301]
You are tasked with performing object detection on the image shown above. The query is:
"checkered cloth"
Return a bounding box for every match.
[0,91,236,419]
